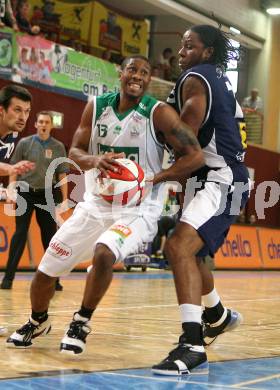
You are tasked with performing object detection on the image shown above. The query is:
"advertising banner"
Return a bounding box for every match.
[215,225,262,269]
[13,34,119,100]
[257,228,280,269]
[0,204,30,268]
[91,1,149,56]
[0,30,13,76]
[28,0,93,42]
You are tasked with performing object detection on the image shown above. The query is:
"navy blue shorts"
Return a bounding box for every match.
[180,164,249,257]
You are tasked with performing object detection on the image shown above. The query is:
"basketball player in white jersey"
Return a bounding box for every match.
[7,55,204,354]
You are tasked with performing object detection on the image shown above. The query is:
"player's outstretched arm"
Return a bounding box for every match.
[0,161,34,176]
[153,103,204,184]
[69,101,124,176]
[0,162,14,176]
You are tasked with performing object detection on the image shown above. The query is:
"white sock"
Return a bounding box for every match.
[202,288,220,308]
[179,303,202,324]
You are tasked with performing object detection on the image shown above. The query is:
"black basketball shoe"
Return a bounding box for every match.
[152,333,209,376]
[203,308,243,346]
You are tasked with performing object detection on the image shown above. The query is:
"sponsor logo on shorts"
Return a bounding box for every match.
[48,239,72,260]
[110,224,132,238]
[116,237,125,248]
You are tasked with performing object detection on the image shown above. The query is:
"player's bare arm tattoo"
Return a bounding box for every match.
[171,126,200,147]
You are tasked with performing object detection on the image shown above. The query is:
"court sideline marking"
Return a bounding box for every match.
[99,371,264,390]
[232,373,280,387]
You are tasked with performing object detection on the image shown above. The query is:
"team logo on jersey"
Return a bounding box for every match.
[113,125,122,135]
[101,107,110,119]
[236,151,245,162]
[167,88,175,104]
[216,67,224,79]
[132,112,143,123]
[139,102,147,111]
[130,127,140,136]
[0,140,15,159]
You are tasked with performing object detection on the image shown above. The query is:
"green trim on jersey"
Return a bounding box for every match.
[95,92,159,122]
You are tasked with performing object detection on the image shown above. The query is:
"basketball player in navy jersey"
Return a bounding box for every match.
[0,84,34,176]
[152,25,249,375]
[6,55,205,354]
[0,84,34,336]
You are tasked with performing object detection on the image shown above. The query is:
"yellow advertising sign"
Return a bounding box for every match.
[90,1,148,56]
[28,0,93,42]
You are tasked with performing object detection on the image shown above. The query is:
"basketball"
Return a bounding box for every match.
[97,158,145,206]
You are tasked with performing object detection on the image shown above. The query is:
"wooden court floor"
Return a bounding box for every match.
[0,269,280,386]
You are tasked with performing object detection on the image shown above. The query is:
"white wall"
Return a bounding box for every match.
[180,0,268,40]
[247,15,272,113]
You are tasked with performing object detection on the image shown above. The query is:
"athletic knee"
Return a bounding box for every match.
[32,270,56,286]
[165,232,202,263]
[165,235,181,262]
[94,244,115,274]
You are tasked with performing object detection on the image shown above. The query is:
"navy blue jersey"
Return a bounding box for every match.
[167,64,247,168]
[0,132,18,162]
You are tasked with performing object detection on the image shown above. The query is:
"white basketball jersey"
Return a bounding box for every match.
[83,92,166,214]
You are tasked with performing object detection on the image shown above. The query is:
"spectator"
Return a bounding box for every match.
[151,65,161,78]
[101,48,113,62]
[167,56,181,82]
[248,214,256,224]
[236,208,246,224]
[10,0,17,13]
[68,39,83,53]
[16,0,40,35]
[73,41,83,52]
[0,110,69,291]
[242,88,263,112]
[157,47,173,79]
[30,5,43,26]
[0,0,19,31]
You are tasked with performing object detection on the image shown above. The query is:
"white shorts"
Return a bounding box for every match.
[180,165,249,257]
[38,203,159,277]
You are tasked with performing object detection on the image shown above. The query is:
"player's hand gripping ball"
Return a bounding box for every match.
[97,158,145,206]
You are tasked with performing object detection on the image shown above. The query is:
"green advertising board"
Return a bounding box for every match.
[4,28,120,101]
